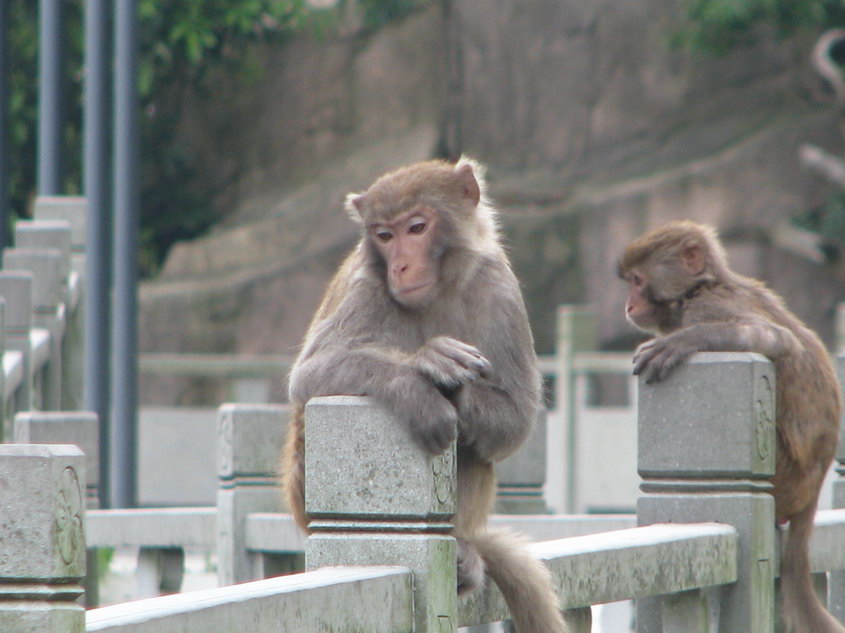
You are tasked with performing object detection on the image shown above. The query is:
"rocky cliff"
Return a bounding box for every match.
[139,0,845,404]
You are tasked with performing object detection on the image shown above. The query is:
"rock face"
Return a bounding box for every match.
[140,1,845,405]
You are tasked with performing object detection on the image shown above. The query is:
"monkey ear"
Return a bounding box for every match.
[454,161,481,207]
[344,193,367,223]
[681,242,706,275]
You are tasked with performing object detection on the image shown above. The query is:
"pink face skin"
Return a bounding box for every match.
[623,270,653,330]
[368,206,440,308]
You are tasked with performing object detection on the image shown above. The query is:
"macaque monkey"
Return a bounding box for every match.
[282,158,567,633]
[618,220,843,633]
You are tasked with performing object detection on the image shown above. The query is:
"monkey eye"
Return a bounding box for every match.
[631,274,644,287]
[374,229,393,242]
[408,219,427,235]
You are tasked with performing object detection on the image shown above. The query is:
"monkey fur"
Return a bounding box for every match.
[619,220,843,633]
[282,158,567,633]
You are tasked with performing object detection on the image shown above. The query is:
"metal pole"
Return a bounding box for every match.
[110,0,138,509]
[38,0,63,195]
[84,0,112,507]
[0,0,9,248]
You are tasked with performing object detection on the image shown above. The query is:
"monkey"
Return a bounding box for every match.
[617,220,843,633]
[281,158,568,633]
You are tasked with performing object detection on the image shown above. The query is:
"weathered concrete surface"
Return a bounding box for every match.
[0,444,86,633]
[86,567,412,633]
[457,523,737,625]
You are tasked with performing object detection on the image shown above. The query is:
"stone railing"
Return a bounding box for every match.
[5,352,845,632]
[0,196,86,437]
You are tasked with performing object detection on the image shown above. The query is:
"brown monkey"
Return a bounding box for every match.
[618,220,843,633]
[282,158,567,633]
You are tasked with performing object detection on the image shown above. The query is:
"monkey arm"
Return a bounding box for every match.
[449,293,542,464]
[289,343,459,455]
[451,372,540,463]
[633,318,802,383]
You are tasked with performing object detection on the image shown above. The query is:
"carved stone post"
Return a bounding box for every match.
[305,395,457,633]
[4,247,65,410]
[14,410,101,606]
[0,444,86,632]
[217,403,288,586]
[34,197,88,411]
[637,352,776,633]
[495,408,548,513]
[0,272,33,421]
[16,218,82,410]
[554,305,597,514]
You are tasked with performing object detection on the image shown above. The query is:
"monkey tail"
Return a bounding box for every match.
[472,528,569,633]
[280,404,310,533]
[781,503,845,633]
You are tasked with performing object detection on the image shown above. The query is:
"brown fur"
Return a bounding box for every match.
[282,158,567,633]
[619,220,843,633]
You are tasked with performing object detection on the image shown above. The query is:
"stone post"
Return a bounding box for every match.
[495,408,548,514]
[4,247,64,410]
[636,352,776,633]
[305,395,457,633]
[14,411,99,508]
[15,218,83,410]
[830,355,845,620]
[217,403,288,585]
[0,272,33,420]
[0,444,86,632]
[14,411,100,607]
[554,305,597,514]
[34,197,88,411]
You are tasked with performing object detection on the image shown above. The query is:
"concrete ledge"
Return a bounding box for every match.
[86,567,412,633]
[87,508,216,549]
[458,523,738,626]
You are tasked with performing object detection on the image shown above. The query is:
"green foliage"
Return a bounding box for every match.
[6,0,416,277]
[357,0,427,29]
[673,0,845,53]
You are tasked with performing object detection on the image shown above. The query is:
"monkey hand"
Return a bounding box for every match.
[413,336,492,393]
[391,371,459,454]
[633,334,696,383]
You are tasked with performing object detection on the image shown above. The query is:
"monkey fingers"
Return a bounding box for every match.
[632,339,689,383]
[414,336,492,389]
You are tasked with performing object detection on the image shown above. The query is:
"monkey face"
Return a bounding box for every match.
[368,206,441,308]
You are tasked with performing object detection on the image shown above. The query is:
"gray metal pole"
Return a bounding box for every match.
[0,0,9,248]
[38,0,63,195]
[110,0,138,509]
[84,0,112,507]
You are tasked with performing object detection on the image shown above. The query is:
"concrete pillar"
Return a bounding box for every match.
[14,411,99,507]
[34,199,90,456]
[0,272,33,419]
[636,352,776,633]
[554,305,597,514]
[0,444,86,632]
[495,408,548,514]
[4,247,64,409]
[304,395,457,633]
[217,403,288,586]
[14,410,101,607]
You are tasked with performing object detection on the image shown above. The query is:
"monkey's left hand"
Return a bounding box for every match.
[633,334,697,383]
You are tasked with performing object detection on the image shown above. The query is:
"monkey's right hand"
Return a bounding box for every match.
[412,336,492,392]
[390,370,459,455]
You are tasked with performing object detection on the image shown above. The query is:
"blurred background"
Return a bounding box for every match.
[9,0,845,500]
[8,1,845,406]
